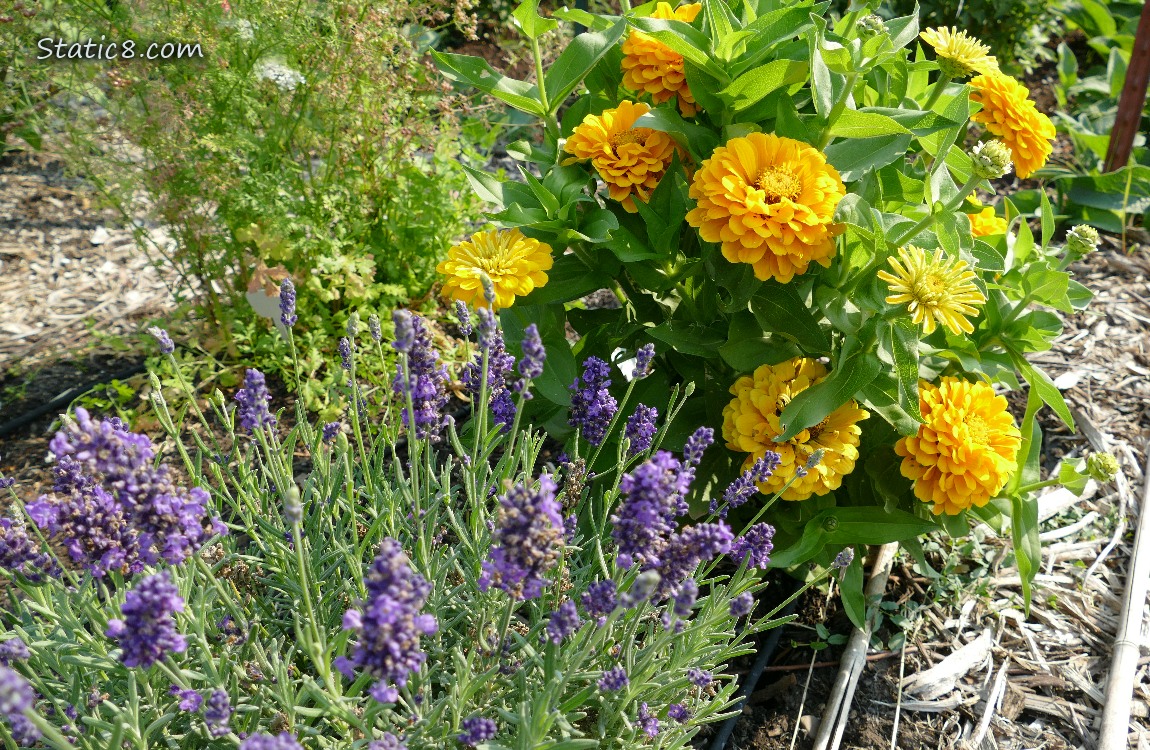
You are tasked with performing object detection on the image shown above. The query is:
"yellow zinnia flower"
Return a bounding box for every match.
[562,100,679,213]
[969,73,1056,179]
[722,358,868,501]
[621,2,702,117]
[878,245,986,336]
[685,133,846,283]
[895,377,1021,515]
[437,229,553,310]
[920,27,1000,78]
[968,206,1008,237]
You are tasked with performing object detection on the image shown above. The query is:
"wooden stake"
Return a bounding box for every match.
[1104,0,1150,172]
[1097,445,1150,750]
[813,542,899,750]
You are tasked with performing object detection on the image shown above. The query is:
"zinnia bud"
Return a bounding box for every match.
[1086,452,1119,483]
[1066,225,1100,257]
[970,140,1013,179]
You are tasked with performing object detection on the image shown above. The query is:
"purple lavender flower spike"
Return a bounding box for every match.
[454,301,472,337]
[479,476,563,600]
[337,539,437,703]
[170,686,202,712]
[34,411,220,572]
[368,734,407,750]
[619,570,660,610]
[0,515,59,581]
[105,572,187,668]
[390,313,448,441]
[240,733,304,750]
[729,592,754,618]
[518,324,545,381]
[729,523,775,569]
[203,690,232,737]
[668,704,690,723]
[687,668,712,688]
[322,422,342,444]
[545,600,582,644]
[369,313,382,343]
[462,319,517,432]
[833,547,855,569]
[712,452,782,515]
[581,579,617,624]
[147,326,175,354]
[0,477,12,491]
[653,522,732,600]
[568,357,617,447]
[369,735,406,750]
[0,638,29,666]
[339,337,354,370]
[598,665,628,692]
[0,666,40,744]
[673,579,698,617]
[638,703,659,737]
[278,279,297,328]
[611,452,687,569]
[624,405,658,457]
[475,307,497,349]
[236,369,276,433]
[633,343,655,379]
[458,716,497,747]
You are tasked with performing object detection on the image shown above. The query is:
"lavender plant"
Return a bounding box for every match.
[0,319,848,747]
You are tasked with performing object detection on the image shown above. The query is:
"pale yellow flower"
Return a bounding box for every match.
[437,229,553,310]
[878,245,986,335]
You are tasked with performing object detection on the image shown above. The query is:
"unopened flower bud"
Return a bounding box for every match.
[859,14,885,36]
[619,571,660,609]
[368,313,381,343]
[284,485,302,525]
[970,140,1013,180]
[480,273,497,306]
[1086,452,1119,483]
[1066,224,1100,257]
[346,312,359,338]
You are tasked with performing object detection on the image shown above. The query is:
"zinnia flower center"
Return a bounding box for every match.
[909,271,947,303]
[756,166,803,204]
[611,129,644,153]
[964,414,990,445]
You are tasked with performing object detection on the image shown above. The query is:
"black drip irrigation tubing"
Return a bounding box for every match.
[0,362,147,438]
[710,579,804,750]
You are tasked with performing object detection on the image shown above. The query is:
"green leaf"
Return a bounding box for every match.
[1040,191,1055,248]
[750,283,830,353]
[733,2,825,74]
[1062,166,1150,214]
[840,552,866,630]
[825,134,914,181]
[630,17,728,81]
[808,18,834,118]
[1010,352,1076,429]
[512,0,559,39]
[502,304,577,407]
[777,339,882,441]
[431,51,544,116]
[1058,458,1090,496]
[647,320,726,357]
[719,311,801,371]
[544,20,628,110]
[1010,491,1041,614]
[859,379,921,436]
[1021,266,1072,313]
[517,253,619,307]
[634,109,719,161]
[828,110,911,139]
[888,320,923,421]
[720,59,808,112]
[460,163,505,206]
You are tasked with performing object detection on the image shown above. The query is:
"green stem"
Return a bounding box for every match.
[889,173,982,247]
[817,72,860,150]
[923,72,954,111]
[1015,477,1062,495]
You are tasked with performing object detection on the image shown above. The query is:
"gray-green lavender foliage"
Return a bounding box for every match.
[0,313,848,749]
